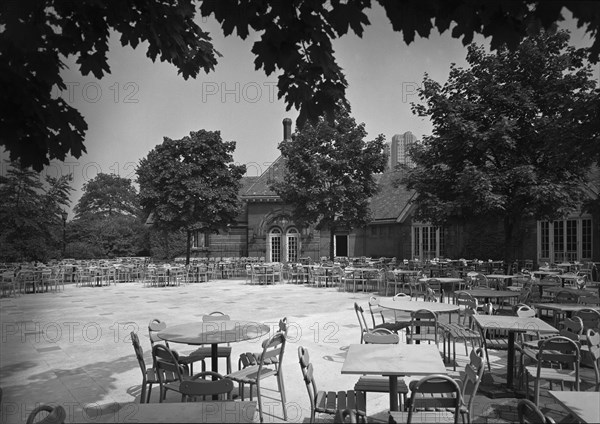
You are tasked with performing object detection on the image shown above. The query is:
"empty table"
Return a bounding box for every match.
[472,315,557,389]
[341,343,447,411]
[549,391,600,423]
[158,320,270,374]
[379,298,459,322]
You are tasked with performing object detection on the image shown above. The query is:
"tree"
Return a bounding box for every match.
[271,107,386,260]
[136,130,246,264]
[74,173,140,218]
[2,1,599,170]
[70,173,147,258]
[402,29,599,265]
[0,161,73,261]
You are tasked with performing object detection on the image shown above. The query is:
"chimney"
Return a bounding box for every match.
[282,118,292,142]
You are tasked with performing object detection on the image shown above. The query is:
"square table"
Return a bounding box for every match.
[341,343,447,411]
[70,401,257,423]
[472,315,557,390]
[549,391,600,424]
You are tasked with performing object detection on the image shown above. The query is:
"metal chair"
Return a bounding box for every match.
[299,346,366,424]
[179,371,234,401]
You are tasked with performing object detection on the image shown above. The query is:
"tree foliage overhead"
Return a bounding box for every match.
[136,129,246,262]
[74,173,140,219]
[271,107,386,260]
[402,29,599,260]
[2,0,599,170]
[0,161,73,261]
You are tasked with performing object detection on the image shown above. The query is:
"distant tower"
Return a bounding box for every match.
[389,131,417,169]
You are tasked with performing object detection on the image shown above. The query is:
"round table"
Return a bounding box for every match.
[455,289,520,306]
[379,298,459,320]
[158,320,270,373]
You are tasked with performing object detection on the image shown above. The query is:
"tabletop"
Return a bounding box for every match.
[456,289,520,299]
[378,298,459,313]
[533,303,600,313]
[486,274,515,279]
[70,401,257,423]
[158,320,270,345]
[341,343,447,376]
[549,391,600,424]
[473,315,557,333]
[419,277,464,283]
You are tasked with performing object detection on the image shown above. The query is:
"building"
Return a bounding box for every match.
[388,131,417,169]
[192,120,599,266]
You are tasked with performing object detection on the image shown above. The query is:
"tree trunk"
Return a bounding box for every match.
[329,226,336,261]
[186,230,191,265]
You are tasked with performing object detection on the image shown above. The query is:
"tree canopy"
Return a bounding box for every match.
[0,161,73,261]
[136,130,246,263]
[271,107,386,260]
[74,173,140,219]
[2,1,599,170]
[402,29,599,262]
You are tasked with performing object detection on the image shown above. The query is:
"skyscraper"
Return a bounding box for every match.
[388,131,417,169]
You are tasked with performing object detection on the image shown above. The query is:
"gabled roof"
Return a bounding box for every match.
[241,156,287,202]
[368,169,415,223]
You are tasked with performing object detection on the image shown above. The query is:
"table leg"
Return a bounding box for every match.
[389,376,399,411]
[211,343,219,400]
[507,332,515,388]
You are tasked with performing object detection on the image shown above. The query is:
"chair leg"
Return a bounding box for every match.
[277,372,287,420]
[146,384,152,403]
[256,381,263,423]
[140,384,147,404]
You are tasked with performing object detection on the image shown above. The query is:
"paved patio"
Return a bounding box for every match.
[0,278,590,423]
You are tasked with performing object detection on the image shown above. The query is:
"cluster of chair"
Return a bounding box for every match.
[132,315,288,423]
[1,265,66,296]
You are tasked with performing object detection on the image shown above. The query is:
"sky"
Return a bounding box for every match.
[2,5,597,217]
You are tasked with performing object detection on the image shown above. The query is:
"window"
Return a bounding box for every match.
[537,217,592,263]
[412,224,445,261]
[287,228,299,263]
[192,230,208,248]
[268,228,282,263]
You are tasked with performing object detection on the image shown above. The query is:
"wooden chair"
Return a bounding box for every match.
[26,405,66,424]
[299,346,366,424]
[457,348,486,424]
[524,335,581,406]
[152,343,191,402]
[226,331,287,423]
[148,318,206,374]
[517,399,556,424]
[390,374,462,424]
[407,309,441,346]
[238,317,288,370]
[354,302,406,344]
[442,295,482,371]
[583,329,600,390]
[130,331,177,403]
[353,329,409,410]
[179,371,234,401]
[185,312,233,374]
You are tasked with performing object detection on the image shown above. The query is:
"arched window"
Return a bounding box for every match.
[286,228,299,263]
[268,228,282,263]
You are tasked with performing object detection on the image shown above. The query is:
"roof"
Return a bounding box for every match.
[241,156,287,201]
[368,169,415,223]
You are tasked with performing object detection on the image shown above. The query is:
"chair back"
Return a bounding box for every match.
[573,308,600,332]
[152,344,187,383]
[555,290,579,304]
[148,318,167,347]
[179,371,233,400]
[455,292,477,325]
[517,399,555,423]
[409,309,439,345]
[407,374,462,424]
[354,302,370,343]
[535,336,580,391]
[130,332,147,375]
[460,348,485,420]
[298,346,319,411]
[363,328,400,344]
[202,311,231,321]
[257,331,286,375]
[26,405,67,424]
[515,304,536,318]
[558,316,584,336]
